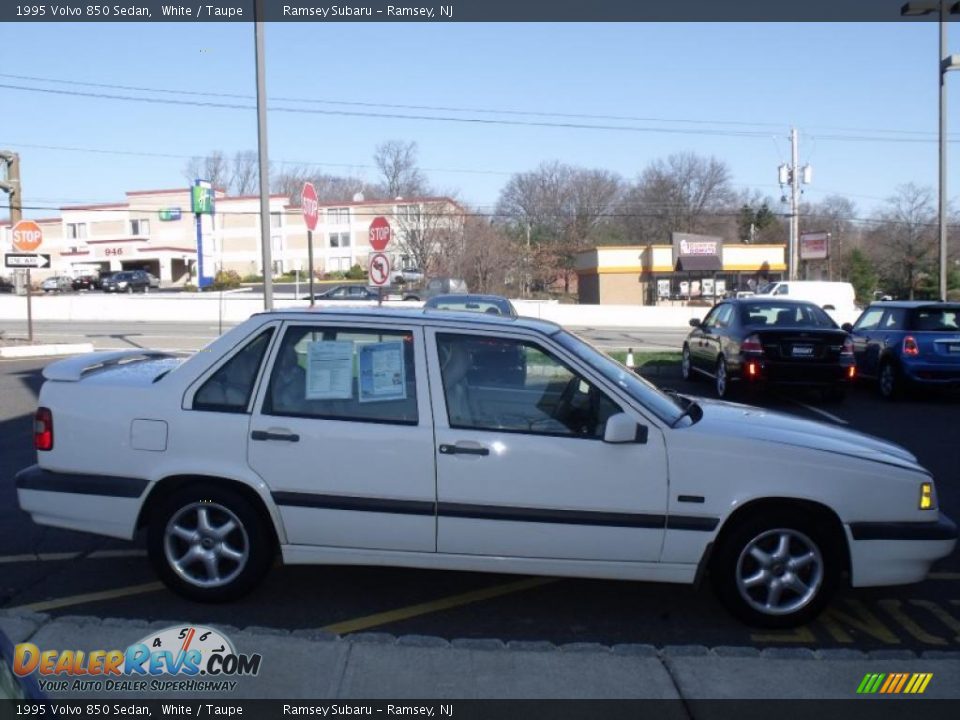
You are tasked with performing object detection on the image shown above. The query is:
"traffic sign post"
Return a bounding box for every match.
[368,217,392,307]
[368,252,391,307]
[5,253,51,269]
[302,183,319,305]
[11,220,42,344]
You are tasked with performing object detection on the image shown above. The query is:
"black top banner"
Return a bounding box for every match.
[0,0,954,23]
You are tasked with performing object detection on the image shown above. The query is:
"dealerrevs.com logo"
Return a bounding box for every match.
[14,625,262,693]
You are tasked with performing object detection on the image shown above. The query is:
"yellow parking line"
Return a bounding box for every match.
[322,576,556,636]
[10,582,164,613]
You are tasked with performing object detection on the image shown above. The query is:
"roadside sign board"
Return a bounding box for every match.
[368,252,391,287]
[11,220,43,252]
[369,216,391,252]
[158,207,182,222]
[191,181,215,215]
[5,253,51,269]
[301,183,319,232]
[800,231,829,260]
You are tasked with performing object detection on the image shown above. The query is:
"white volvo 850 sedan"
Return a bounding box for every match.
[16,308,957,627]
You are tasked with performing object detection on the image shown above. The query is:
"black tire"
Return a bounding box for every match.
[147,484,275,602]
[711,509,840,628]
[126,285,134,294]
[715,356,731,399]
[878,360,903,401]
[681,344,694,381]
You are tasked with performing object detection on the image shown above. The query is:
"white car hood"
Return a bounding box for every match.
[687,397,925,474]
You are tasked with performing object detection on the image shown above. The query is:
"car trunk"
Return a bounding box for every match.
[752,327,848,363]
[907,306,960,366]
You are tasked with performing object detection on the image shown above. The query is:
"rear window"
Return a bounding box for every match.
[739,303,836,329]
[909,307,960,332]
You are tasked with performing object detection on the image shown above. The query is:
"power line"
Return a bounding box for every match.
[5,72,957,141]
[0,72,788,130]
[0,83,783,139]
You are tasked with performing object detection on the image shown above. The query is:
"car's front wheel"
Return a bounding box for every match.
[147,484,274,602]
[711,511,839,628]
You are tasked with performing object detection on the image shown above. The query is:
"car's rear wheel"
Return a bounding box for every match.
[711,511,839,628]
[715,356,730,398]
[878,360,903,400]
[681,345,694,381]
[147,484,274,602]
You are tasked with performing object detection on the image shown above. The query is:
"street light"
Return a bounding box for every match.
[901,2,960,301]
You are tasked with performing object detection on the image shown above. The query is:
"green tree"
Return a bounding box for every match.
[844,248,877,306]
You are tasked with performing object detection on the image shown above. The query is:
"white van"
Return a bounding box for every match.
[756,281,860,325]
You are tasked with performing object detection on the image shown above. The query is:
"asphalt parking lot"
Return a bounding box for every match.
[1,356,957,652]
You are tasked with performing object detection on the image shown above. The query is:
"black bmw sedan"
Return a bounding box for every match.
[682,298,856,401]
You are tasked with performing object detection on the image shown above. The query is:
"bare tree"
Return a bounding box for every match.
[231,151,259,195]
[393,198,464,276]
[181,151,232,192]
[373,140,428,198]
[619,152,734,243]
[867,184,936,299]
[460,217,518,294]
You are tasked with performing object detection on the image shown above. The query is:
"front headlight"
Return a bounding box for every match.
[118,281,128,287]
[920,482,936,510]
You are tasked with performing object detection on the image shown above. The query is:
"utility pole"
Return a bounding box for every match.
[789,127,800,281]
[779,129,811,282]
[1,151,32,342]
[254,0,273,310]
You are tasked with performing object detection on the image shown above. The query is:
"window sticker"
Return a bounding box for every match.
[358,341,407,403]
[305,341,354,400]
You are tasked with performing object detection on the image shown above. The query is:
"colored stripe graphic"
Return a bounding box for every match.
[857,673,933,694]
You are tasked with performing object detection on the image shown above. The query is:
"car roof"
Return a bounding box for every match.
[426,293,511,303]
[252,305,559,333]
[867,301,959,309]
[720,297,820,307]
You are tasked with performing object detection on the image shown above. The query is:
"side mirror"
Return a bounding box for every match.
[841,323,854,333]
[603,413,648,444]
[688,318,702,328]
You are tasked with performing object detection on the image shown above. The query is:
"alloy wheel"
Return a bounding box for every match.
[735,528,824,617]
[163,502,250,589]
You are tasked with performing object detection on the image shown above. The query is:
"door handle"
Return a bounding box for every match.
[251,430,300,442]
[439,443,489,457]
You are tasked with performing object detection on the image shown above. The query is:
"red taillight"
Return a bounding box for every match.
[841,338,854,357]
[847,365,857,379]
[34,407,53,451]
[903,336,920,357]
[746,361,760,378]
[742,334,764,354]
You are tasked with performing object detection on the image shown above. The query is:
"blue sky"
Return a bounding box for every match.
[1,21,958,218]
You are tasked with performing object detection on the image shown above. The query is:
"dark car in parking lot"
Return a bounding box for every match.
[424,293,518,317]
[309,284,380,301]
[102,270,151,293]
[71,274,101,291]
[843,301,960,399]
[683,298,855,401]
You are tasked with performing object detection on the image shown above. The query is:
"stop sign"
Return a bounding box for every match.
[11,220,43,253]
[301,183,319,232]
[369,216,391,252]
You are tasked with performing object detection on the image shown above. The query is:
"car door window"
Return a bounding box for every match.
[713,304,735,329]
[854,307,885,332]
[264,326,418,425]
[701,307,721,328]
[193,329,274,413]
[881,309,906,330]
[437,333,621,439]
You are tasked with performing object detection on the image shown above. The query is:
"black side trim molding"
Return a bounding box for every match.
[850,514,958,541]
[272,492,435,516]
[271,492,720,532]
[15,465,148,498]
[678,495,705,504]
[439,502,666,529]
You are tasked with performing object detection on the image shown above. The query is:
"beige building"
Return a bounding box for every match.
[576,240,787,305]
[2,189,462,284]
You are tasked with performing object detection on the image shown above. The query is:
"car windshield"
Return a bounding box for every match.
[554,329,685,425]
[910,307,960,332]
[740,303,836,328]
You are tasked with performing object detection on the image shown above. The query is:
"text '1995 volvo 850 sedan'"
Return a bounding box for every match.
[16,308,957,627]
